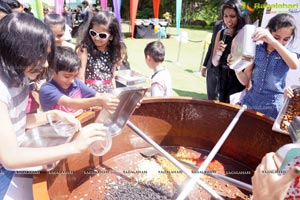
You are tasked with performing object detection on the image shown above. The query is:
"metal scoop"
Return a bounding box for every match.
[288,116,300,143]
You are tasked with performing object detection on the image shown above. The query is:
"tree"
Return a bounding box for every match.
[119,0,221,27]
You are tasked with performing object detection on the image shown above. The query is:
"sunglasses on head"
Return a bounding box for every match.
[89,29,110,39]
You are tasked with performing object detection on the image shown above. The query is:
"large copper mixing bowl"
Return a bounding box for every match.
[32,97,291,199]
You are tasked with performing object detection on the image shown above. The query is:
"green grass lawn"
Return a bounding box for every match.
[121,23,212,99]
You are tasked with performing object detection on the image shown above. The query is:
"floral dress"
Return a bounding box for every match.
[85,50,114,93]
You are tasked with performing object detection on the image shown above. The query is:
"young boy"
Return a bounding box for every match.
[144,41,172,96]
[28,14,76,114]
[39,46,119,113]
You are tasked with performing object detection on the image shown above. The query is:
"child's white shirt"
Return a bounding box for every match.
[151,68,172,96]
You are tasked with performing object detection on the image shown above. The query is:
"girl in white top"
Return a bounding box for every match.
[0,13,107,199]
[144,41,172,96]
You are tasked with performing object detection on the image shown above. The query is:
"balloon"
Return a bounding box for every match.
[160,27,166,37]
[154,25,160,34]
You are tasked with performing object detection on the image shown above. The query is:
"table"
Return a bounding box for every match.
[134,19,168,39]
[115,69,147,87]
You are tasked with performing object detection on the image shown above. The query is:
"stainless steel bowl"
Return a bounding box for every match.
[95,86,148,137]
[21,124,74,148]
[273,85,300,134]
[115,69,148,86]
[18,124,75,171]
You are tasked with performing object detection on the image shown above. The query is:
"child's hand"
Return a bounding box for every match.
[252,27,277,45]
[252,152,300,200]
[72,123,108,153]
[101,93,119,114]
[284,87,294,98]
[201,67,207,77]
[47,110,81,132]
[135,99,143,109]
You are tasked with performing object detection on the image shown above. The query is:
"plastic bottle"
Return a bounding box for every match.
[275,143,300,170]
[89,108,112,156]
[89,129,112,156]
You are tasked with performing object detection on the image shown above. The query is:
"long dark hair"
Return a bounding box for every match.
[76,11,122,65]
[0,1,12,14]
[0,12,55,87]
[221,0,249,32]
[266,13,297,44]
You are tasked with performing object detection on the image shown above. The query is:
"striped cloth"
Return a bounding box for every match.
[0,79,30,145]
[0,78,30,198]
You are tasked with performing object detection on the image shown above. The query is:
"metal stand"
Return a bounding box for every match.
[173,32,188,66]
[175,36,182,65]
[194,32,212,76]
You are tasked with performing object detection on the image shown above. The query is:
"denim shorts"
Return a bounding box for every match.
[0,166,15,199]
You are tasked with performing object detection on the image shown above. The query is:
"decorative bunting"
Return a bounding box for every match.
[101,0,108,11]
[28,0,44,19]
[55,0,64,14]
[113,0,122,31]
[130,0,139,38]
[152,0,160,18]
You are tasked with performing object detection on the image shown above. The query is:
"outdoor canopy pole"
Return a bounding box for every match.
[152,0,160,19]
[176,105,247,200]
[127,120,224,200]
[176,36,182,64]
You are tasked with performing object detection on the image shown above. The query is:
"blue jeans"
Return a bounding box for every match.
[0,167,15,199]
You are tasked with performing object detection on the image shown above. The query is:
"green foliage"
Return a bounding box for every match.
[180,24,214,31]
[198,3,220,25]
[136,0,152,18]
[119,0,221,27]
[137,7,153,19]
